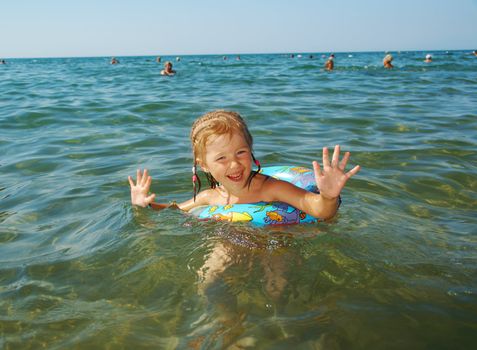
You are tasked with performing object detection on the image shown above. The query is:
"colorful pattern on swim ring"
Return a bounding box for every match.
[190,165,327,226]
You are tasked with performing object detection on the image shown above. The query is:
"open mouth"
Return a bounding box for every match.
[227,172,243,182]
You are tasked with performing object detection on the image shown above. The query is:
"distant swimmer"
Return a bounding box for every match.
[176,56,181,62]
[223,56,227,60]
[473,50,477,56]
[160,61,176,76]
[424,54,432,63]
[383,54,393,69]
[325,54,334,71]
[236,55,241,61]
[156,56,162,63]
[110,57,119,64]
[0,59,6,64]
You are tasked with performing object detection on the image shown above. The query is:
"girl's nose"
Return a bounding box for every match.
[229,158,240,169]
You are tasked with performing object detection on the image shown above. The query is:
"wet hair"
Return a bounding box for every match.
[383,54,393,63]
[190,110,260,200]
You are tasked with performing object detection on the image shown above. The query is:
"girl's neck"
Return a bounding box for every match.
[216,175,261,205]
[215,185,241,205]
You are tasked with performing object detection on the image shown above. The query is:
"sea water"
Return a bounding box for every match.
[1,51,476,349]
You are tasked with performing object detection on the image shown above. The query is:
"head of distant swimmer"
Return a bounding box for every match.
[164,61,173,69]
[384,54,393,63]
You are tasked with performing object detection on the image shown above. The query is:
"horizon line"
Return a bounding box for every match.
[2,48,475,60]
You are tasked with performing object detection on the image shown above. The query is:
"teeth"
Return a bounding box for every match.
[228,173,242,180]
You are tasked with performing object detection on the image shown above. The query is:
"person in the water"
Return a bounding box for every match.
[383,54,394,69]
[128,110,360,333]
[160,61,176,76]
[325,54,335,71]
[128,110,360,220]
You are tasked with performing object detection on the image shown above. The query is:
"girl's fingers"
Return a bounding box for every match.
[142,169,149,186]
[313,160,322,180]
[136,169,142,185]
[331,144,340,167]
[339,151,350,170]
[128,176,135,187]
[346,165,361,178]
[322,147,330,168]
[145,176,152,190]
[146,193,156,203]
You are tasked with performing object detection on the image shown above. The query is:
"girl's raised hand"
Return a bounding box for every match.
[312,145,360,200]
[128,169,156,207]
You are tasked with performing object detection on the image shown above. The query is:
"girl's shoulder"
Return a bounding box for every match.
[196,187,223,205]
[251,173,286,201]
[254,173,285,189]
[253,173,307,202]
[179,188,217,211]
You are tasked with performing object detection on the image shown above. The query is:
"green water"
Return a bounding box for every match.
[1,51,476,349]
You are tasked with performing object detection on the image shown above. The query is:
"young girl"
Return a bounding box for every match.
[128,110,360,220]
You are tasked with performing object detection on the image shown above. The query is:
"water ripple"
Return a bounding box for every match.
[1,51,476,348]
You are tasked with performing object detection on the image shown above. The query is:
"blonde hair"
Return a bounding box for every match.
[383,54,393,63]
[190,110,258,199]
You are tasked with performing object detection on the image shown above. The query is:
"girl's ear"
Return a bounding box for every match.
[196,158,208,173]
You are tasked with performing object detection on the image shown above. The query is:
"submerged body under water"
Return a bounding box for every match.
[1,51,476,349]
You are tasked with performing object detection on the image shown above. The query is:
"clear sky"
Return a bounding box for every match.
[1,0,476,58]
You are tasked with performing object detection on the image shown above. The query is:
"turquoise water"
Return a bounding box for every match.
[1,51,476,349]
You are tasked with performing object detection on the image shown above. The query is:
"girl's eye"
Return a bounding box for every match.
[237,150,248,155]
[216,156,225,161]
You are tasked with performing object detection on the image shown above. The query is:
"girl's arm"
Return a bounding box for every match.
[265,145,360,220]
[128,169,209,211]
[173,191,210,212]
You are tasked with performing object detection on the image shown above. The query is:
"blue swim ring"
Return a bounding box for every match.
[190,165,328,226]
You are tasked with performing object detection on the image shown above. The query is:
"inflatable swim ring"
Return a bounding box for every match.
[190,165,329,226]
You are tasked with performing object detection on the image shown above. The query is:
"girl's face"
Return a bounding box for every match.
[201,132,252,192]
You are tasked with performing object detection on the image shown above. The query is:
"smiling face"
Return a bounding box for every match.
[190,110,255,195]
[201,132,253,192]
